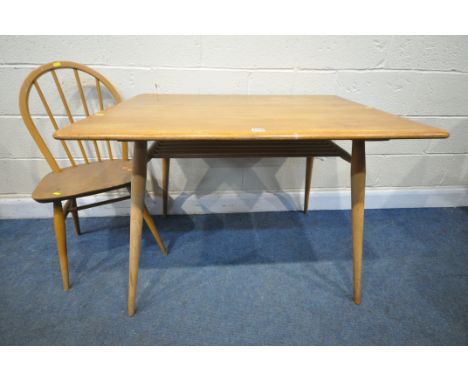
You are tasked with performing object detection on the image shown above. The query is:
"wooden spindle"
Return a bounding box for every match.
[96,78,113,160]
[122,142,129,161]
[95,78,104,111]
[51,70,89,164]
[73,69,90,117]
[105,141,114,160]
[74,69,101,161]
[33,81,76,167]
[51,70,74,123]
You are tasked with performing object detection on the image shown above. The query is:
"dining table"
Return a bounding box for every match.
[54,94,449,316]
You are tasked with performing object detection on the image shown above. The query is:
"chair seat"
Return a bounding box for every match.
[32,160,133,203]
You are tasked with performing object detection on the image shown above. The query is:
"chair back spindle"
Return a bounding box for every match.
[73,69,102,161]
[51,69,90,164]
[95,78,114,160]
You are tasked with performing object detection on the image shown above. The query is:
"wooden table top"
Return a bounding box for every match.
[54,94,449,141]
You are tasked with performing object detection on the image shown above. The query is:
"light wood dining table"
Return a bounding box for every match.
[55,94,449,316]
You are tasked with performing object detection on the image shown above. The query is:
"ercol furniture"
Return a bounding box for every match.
[55,93,449,316]
[19,62,167,292]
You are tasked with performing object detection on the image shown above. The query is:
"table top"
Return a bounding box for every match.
[54,94,449,141]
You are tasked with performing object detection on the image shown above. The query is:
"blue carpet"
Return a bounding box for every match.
[0,208,467,345]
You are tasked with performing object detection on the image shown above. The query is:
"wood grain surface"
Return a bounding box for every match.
[54,94,449,141]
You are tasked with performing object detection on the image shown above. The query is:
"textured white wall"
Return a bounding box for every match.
[1,36,467,213]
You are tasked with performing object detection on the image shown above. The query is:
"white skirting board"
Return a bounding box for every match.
[0,187,467,219]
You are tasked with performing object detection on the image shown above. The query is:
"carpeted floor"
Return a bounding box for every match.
[0,208,467,345]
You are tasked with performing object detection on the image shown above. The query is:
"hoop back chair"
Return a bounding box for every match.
[19,61,167,291]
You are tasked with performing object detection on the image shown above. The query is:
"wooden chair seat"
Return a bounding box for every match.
[32,160,133,203]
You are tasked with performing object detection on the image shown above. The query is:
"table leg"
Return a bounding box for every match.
[162,158,170,216]
[304,156,314,213]
[351,140,366,304]
[128,141,148,316]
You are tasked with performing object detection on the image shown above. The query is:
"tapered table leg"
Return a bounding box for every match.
[304,156,314,213]
[162,158,170,216]
[351,140,366,304]
[128,141,148,316]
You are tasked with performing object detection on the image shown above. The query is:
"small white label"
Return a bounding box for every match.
[251,127,266,133]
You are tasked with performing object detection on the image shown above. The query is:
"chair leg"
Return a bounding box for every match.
[70,198,81,235]
[304,157,314,214]
[162,157,170,216]
[53,201,69,291]
[143,206,168,256]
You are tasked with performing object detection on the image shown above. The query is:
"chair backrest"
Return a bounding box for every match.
[19,61,128,173]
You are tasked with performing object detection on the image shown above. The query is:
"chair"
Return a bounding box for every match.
[19,61,167,291]
[150,141,351,216]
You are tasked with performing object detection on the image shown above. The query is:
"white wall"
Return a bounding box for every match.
[1,36,467,217]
